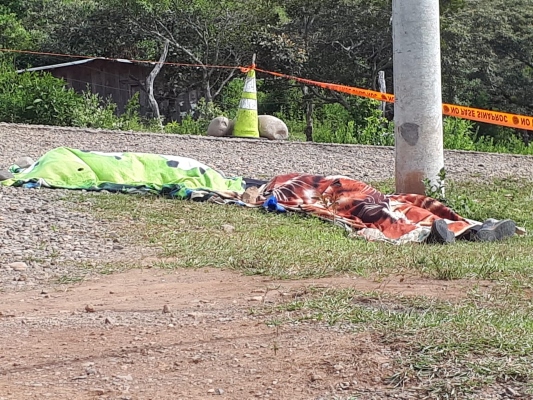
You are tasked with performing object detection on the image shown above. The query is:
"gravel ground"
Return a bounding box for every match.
[1,122,533,292]
[2,122,533,182]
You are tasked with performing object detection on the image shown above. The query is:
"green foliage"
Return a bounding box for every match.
[71,91,150,131]
[443,117,478,151]
[164,98,225,135]
[71,91,119,129]
[443,117,533,155]
[0,66,82,125]
[0,65,151,130]
[279,99,393,146]
[441,0,533,120]
[217,78,244,118]
[164,115,205,135]
[0,5,32,50]
[423,167,447,200]
[423,167,478,218]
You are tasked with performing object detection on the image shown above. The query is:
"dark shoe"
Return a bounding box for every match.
[427,219,455,244]
[474,219,516,242]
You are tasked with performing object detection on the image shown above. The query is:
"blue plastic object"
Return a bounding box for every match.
[263,196,286,213]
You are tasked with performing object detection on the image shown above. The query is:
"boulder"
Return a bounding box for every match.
[207,115,289,140]
[258,115,289,140]
[207,117,234,137]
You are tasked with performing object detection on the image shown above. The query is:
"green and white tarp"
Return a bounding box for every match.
[1,147,245,199]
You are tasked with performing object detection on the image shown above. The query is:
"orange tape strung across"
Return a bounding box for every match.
[255,67,395,103]
[3,48,533,131]
[441,104,533,131]
[255,67,533,131]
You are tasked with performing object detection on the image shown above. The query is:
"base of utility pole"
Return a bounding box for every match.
[392,0,444,195]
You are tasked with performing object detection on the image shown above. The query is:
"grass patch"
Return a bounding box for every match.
[266,286,533,397]
[65,178,533,284]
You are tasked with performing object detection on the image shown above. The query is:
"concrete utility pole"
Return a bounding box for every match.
[392,0,444,194]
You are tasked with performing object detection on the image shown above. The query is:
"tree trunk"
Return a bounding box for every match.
[146,40,169,131]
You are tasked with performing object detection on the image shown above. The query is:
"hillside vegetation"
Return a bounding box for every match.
[1,0,532,153]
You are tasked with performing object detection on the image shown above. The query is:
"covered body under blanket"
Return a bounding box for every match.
[2,148,521,244]
[236,173,487,244]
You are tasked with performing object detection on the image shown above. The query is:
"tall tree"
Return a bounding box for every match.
[441,0,533,116]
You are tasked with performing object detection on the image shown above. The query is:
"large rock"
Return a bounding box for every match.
[207,115,289,140]
[206,115,289,140]
[207,117,234,137]
[258,115,289,140]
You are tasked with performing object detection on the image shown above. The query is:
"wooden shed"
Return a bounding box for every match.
[17,58,201,120]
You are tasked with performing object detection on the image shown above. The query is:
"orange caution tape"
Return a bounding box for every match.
[256,67,533,131]
[442,104,533,130]
[255,68,395,103]
[2,48,532,131]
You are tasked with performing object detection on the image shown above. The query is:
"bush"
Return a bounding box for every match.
[71,91,120,129]
[443,117,477,150]
[0,65,82,126]
[0,65,151,130]
[164,115,206,135]
[71,91,149,131]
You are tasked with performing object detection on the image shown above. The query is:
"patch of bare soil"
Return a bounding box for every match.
[0,268,486,400]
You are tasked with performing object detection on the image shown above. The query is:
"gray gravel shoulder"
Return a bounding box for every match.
[2,122,533,182]
[1,122,532,292]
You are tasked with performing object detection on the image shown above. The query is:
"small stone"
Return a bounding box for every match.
[85,304,96,313]
[221,224,235,234]
[15,156,35,169]
[505,387,519,397]
[7,262,28,272]
[333,364,344,371]
[0,170,14,181]
[311,374,322,382]
[207,389,215,394]
[104,317,113,325]
[215,388,224,395]
[162,305,171,314]
[115,374,133,381]
[339,382,350,390]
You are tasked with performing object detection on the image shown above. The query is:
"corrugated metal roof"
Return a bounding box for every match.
[16,57,135,73]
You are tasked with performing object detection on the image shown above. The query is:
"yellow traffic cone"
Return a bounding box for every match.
[233,68,260,138]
